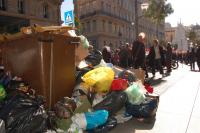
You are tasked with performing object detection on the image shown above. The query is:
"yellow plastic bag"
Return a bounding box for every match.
[82,67,114,93]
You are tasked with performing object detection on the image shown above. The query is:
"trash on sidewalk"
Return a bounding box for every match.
[93,91,127,116]
[0,25,160,132]
[87,117,117,133]
[0,119,5,133]
[118,70,137,83]
[110,78,128,91]
[68,110,108,132]
[125,82,146,105]
[82,67,114,93]
[125,93,159,119]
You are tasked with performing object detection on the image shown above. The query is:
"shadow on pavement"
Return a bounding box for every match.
[145,77,167,86]
[110,117,156,133]
[131,117,156,130]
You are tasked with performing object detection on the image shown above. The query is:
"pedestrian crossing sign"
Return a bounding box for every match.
[64,10,74,25]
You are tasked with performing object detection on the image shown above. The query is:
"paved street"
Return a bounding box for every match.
[110,63,200,133]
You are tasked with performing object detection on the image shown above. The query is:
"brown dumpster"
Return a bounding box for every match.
[0,26,80,108]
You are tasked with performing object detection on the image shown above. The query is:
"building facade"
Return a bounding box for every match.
[165,23,176,43]
[0,0,63,34]
[165,23,188,52]
[77,0,165,50]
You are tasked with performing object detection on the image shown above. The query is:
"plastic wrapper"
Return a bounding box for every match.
[125,94,159,118]
[112,66,124,76]
[125,83,145,105]
[69,110,108,131]
[118,70,137,83]
[0,119,5,133]
[75,67,93,85]
[75,35,89,66]
[144,83,154,94]
[82,67,114,93]
[114,114,132,124]
[85,110,109,130]
[0,85,6,101]
[92,93,104,107]
[88,117,117,133]
[93,91,127,116]
[74,95,92,114]
[110,78,128,91]
[93,60,108,68]
[85,49,102,66]
[54,97,77,119]
[0,72,11,88]
[56,118,72,131]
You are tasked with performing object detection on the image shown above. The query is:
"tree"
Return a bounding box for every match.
[188,30,197,43]
[144,0,174,37]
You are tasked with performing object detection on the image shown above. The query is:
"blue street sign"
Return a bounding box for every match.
[64,10,74,25]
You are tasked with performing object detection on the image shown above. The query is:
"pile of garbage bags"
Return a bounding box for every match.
[0,48,159,133]
[53,49,159,133]
[0,69,48,133]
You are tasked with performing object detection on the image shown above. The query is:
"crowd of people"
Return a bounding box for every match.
[101,32,200,79]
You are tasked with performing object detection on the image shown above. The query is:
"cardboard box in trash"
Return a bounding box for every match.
[0,26,80,108]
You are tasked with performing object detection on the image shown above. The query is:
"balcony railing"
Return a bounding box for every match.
[80,10,131,23]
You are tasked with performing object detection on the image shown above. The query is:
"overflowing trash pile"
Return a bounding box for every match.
[0,27,159,133]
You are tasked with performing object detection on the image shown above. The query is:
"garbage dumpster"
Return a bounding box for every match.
[0,26,80,108]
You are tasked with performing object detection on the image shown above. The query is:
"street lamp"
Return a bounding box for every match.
[134,0,149,40]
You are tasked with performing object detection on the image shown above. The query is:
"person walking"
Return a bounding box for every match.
[119,44,129,68]
[102,45,111,63]
[112,49,120,66]
[166,42,172,75]
[189,47,196,71]
[196,46,200,72]
[132,32,146,69]
[126,43,133,67]
[148,39,164,77]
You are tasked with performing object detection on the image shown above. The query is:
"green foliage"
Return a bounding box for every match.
[188,30,197,43]
[144,0,174,24]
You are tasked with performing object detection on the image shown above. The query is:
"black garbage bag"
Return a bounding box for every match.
[46,111,57,131]
[0,93,47,133]
[93,91,128,116]
[118,70,137,83]
[125,94,159,118]
[88,117,117,133]
[85,49,102,66]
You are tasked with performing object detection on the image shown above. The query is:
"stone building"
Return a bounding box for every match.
[0,0,63,34]
[77,0,165,50]
[165,23,188,52]
[165,23,176,43]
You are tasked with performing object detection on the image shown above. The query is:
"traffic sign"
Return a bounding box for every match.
[64,10,74,25]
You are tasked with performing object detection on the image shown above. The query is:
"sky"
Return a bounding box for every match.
[61,0,200,27]
[166,0,200,27]
[61,0,74,24]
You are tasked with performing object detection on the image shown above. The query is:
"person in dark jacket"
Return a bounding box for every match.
[148,39,164,77]
[196,46,200,71]
[132,32,146,69]
[126,43,133,67]
[166,42,173,74]
[102,45,111,63]
[189,48,196,71]
[119,44,129,68]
